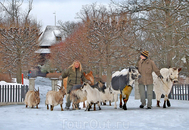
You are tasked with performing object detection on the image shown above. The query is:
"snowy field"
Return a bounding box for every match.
[0,77,189,130]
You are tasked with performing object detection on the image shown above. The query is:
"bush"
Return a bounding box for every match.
[0,73,12,82]
[46,73,62,79]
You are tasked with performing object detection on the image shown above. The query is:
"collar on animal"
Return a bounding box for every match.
[126,85,132,88]
[169,75,177,82]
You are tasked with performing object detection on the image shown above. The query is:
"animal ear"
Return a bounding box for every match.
[83,72,86,76]
[90,71,93,75]
[178,68,182,72]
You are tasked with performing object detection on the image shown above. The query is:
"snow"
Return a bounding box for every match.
[39,26,62,47]
[35,48,51,54]
[1,77,189,130]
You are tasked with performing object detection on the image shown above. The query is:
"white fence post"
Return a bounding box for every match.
[29,78,35,91]
[51,78,58,91]
[135,80,140,99]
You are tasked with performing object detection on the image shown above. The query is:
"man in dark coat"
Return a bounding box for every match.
[138,51,163,109]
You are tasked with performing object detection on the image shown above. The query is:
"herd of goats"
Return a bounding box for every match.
[24,66,182,111]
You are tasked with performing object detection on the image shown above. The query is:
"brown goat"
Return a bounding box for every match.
[24,88,40,108]
[45,86,66,111]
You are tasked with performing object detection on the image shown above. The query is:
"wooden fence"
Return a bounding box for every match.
[0,84,29,104]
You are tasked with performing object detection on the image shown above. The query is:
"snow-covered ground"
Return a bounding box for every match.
[0,77,189,130]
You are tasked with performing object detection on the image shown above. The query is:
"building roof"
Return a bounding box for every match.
[35,48,51,54]
[39,25,62,47]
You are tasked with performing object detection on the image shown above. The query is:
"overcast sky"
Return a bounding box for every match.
[28,0,112,31]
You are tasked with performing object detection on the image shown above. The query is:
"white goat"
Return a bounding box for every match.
[24,88,40,108]
[45,86,66,111]
[81,82,102,111]
[100,87,114,106]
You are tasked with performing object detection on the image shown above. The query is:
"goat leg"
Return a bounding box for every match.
[157,100,160,107]
[98,102,101,110]
[51,105,54,111]
[83,102,86,108]
[60,104,63,111]
[47,105,49,110]
[109,101,111,106]
[93,104,96,111]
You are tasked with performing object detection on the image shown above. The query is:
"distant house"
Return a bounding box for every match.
[35,25,63,65]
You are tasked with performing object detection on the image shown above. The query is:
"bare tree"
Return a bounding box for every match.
[0,27,40,83]
[58,21,80,39]
[0,0,41,83]
[112,0,189,75]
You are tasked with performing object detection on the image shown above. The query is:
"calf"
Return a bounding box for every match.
[24,88,40,108]
[45,86,66,111]
[81,82,102,111]
[111,67,140,110]
[153,67,182,108]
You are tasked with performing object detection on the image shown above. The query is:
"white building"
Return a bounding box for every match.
[35,25,63,64]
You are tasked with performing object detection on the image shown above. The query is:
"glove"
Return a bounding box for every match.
[158,75,163,79]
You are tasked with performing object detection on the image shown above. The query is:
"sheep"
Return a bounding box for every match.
[45,86,66,111]
[24,88,40,108]
[81,82,102,111]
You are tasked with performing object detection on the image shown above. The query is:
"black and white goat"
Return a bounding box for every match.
[92,81,114,106]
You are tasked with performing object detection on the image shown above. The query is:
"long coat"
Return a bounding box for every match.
[62,67,85,87]
[138,58,161,85]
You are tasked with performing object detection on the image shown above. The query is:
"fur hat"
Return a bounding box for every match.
[141,50,149,58]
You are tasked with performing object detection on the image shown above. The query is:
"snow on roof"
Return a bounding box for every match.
[53,30,62,37]
[39,25,62,47]
[35,48,51,54]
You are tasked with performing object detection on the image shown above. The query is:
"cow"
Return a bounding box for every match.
[111,66,140,110]
[153,67,182,108]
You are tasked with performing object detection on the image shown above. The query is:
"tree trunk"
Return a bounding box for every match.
[99,62,102,79]
[16,59,22,83]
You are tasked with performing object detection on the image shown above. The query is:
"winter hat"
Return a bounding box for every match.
[141,50,149,58]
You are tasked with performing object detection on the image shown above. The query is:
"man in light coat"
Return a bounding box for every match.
[138,51,163,109]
